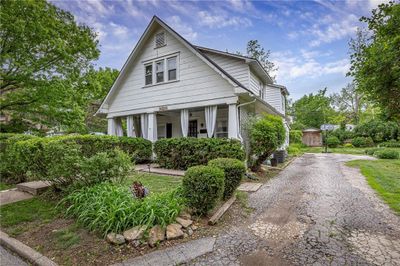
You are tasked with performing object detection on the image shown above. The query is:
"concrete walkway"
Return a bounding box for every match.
[136,164,185,176]
[113,237,215,266]
[0,246,28,266]
[0,189,33,206]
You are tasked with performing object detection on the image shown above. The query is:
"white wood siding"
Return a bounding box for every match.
[249,71,263,96]
[265,85,284,114]
[107,26,236,116]
[203,52,249,88]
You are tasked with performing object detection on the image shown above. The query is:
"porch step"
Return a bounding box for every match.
[16,181,52,195]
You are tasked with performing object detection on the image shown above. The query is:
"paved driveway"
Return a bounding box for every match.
[190,153,400,265]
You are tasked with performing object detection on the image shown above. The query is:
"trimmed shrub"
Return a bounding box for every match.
[354,119,399,143]
[289,130,302,144]
[182,166,225,215]
[208,158,246,200]
[352,137,374,148]
[365,147,382,156]
[60,183,184,236]
[343,143,353,148]
[326,136,340,148]
[154,138,244,170]
[380,140,400,148]
[287,145,301,156]
[374,149,400,159]
[331,129,355,143]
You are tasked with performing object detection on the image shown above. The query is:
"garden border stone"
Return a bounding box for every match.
[0,230,58,266]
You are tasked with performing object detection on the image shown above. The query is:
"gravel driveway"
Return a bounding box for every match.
[190,153,400,265]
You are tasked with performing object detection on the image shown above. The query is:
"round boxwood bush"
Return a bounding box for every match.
[365,147,382,156]
[352,137,374,147]
[343,143,353,148]
[208,158,246,200]
[326,136,340,148]
[374,149,399,159]
[182,165,225,215]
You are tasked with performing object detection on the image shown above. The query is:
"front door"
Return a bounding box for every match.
[188,120,198,137]
[166,123,172,138]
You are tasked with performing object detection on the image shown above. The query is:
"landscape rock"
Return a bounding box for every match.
[123,225,146,241]
[179,210,191,220]
[106,233,125,245]
[176,217,193,228]
[187,227,193,236]
[148,225,165,247]
[192,224,198,231]
[166,223,184,240]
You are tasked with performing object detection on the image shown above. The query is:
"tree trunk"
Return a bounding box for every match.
[250,152,270,172]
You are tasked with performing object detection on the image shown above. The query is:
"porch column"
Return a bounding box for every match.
[180,109,189,137]
[115,117,123,137]
[107,118,116,136]
[126,116,134,137]
[205,106,217,138]
[147,113,157,142]
[228,104,239,139]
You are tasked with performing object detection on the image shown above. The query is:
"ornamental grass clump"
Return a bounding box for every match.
[60,183,184,236]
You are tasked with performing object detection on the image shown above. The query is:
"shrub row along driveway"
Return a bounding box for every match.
[190,153,400,265]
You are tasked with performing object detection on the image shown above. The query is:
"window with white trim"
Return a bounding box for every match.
[143,54,179,86]
[167,57,177,81]
[155,32,166,48]
[145,64,152,85]
[156,60,164,83]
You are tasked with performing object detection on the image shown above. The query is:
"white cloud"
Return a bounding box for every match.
[197,11,252,29]
[166,16,198,41]
[109,22,129,38]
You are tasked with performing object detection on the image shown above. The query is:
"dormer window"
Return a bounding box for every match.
[155,32,165,48]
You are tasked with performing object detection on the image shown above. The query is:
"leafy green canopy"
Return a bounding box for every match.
[0,0,109,132]
[349,1,400,121]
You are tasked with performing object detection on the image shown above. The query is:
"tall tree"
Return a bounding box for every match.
[331,82,364,124]
[246,40,277,82]
[348,1,400,121]
[0,0,100,131]
[292,89,338,128]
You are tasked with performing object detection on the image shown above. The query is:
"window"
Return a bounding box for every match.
[167,57,177,81]
[145,64,152,85]
[216,120,228,138]
[155,32,165,48]
[156,60,164,83]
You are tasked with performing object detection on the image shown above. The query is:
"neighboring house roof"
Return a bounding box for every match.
[97,16,287,116]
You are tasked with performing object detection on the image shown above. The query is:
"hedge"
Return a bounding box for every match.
[1,135,151,184]
[374,149,400,159]
[352,137,374,148]
[379,140,400,148]
[154,137,245,170]
[326,136,340,148]
[182,165,225,215]
[208,158,246,200]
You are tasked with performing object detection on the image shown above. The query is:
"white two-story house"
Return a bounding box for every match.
[97,16,289,149]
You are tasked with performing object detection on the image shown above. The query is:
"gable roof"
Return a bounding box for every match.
[97,16,248,115]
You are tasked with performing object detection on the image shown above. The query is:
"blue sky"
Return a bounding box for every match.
[52,0,386,100]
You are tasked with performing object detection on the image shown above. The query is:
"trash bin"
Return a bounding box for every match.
[273,150,286,163]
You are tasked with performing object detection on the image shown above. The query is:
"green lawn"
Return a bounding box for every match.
[346,159,400,214]
[301,146,369,155]
[0,182,15,191]
[0,197,59,236]
[125,172,182,194]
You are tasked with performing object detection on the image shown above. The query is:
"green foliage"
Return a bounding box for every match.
[374,149,400,159]
[0,0,100,132]
[380,140,400,147]
[246,40,277,81]
[289,130,303,144]
[326,136,341,148]
[352,136,374,147]
[249,114,285,171]
[331,82,364,124]
[348,2,400,121]
[208,158,246,200]
[331,129,355,143]
[182,166,225,215]
[60,183,184,236]
[154,137,244,170]
[287,145,301,156]
[354,119,399,142]
[292,89,338,128]
[343,143,354,148]
[365,147,383,155]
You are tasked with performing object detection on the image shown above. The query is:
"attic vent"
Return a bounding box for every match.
[155,32,165,48]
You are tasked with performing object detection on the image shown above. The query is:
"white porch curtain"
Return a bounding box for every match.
[180,109,189,137]
[140,113,148,139]
[115,117,123,137]
[205,105,217,138]
[126,116,134,137]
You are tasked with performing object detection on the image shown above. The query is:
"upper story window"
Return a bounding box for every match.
[143,54,179,87]
[167,57,177,81]
[156,60,164,83]
[145,64,152,85]
[155,32,166,48]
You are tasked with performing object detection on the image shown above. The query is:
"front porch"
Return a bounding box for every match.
[107,103,240,142]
